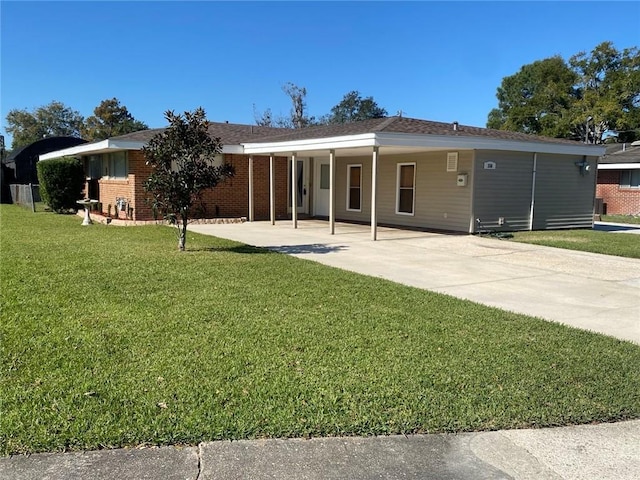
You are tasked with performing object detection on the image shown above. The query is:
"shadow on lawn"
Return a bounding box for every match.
[267,243,348,255]
[194,243,348,255]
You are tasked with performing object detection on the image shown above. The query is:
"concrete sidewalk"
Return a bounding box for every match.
[190,220,640,344]
[2,420,638,479]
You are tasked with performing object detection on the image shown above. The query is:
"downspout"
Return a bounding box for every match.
[529,153,537,231]
[590,155,598,226]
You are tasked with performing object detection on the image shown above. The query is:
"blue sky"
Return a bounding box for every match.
[1,1,639,148]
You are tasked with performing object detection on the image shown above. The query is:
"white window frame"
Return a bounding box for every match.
[346,164,362,212]
[396,162,416,216]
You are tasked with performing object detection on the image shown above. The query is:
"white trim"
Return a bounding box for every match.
[243,132,606,156]
[39,139,242,161]
[244,133,377,154]
[598,163,640,170]
[346,164,362,212]
[395,162,416,216]
[39,140,146,160]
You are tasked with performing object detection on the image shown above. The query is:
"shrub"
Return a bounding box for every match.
[36,157,85,213]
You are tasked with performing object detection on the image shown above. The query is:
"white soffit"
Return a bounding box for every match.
[39,140,146,161]
[598,163,640,169]
[243,132,606,156]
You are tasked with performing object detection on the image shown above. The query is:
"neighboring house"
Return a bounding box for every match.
[596,141,640,215]
[3,136,88,185]
[2,136,88,205]
[40,116,605,235]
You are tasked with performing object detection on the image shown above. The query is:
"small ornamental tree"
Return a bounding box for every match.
[142,108,234,251]
[36,156,85,213]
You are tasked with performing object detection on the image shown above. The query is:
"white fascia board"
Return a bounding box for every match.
[242,133,377,154]
[39,139,146,161]
[374,133,607,156]
[598,163,640,170]
[243,131,606,156]
[40,139,240,160]
[222,145,244,154]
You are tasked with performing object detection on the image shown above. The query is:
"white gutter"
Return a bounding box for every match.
[39,139,243,161]
[243,132,606,156]
[39,140,146,161]
[243,133,377,154]
[598,163,640,169]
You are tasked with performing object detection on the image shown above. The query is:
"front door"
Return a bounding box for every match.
[314,160,330,217]
[288,158,309,214]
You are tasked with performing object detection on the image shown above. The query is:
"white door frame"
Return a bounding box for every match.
[313,158,330,217]
[288,156,310,214]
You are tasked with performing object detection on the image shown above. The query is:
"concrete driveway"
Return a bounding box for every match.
[190,220,640,344]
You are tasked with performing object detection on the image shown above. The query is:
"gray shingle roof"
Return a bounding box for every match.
[110,123,289,145]
[600,144,640,164]
[242,116,589,146]
[108,116,592,148]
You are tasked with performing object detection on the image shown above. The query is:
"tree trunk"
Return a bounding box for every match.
[178,214,188,251]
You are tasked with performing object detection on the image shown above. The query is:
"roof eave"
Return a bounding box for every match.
[39,140,147,160]
[244,132,607,156]
[598,163,640,169]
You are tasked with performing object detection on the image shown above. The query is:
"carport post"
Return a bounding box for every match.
[269,154,275,225]
[329,149,335,235]
[248,155,254,222]
[291,152,298,229]
[371,146,379,241]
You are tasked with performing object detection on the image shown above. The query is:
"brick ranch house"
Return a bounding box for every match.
[596,141,640,215]
[40,116,606,237]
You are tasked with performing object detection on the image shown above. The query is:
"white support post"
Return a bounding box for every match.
[371,147,379,241]
[329,149,335,235]
[269,154,275,225]
[248,155,254,222]
[291,153,298,229]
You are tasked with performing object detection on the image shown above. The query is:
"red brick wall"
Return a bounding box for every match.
[198,154,289,220]
[86,150,289,221]
[596,169,640,215]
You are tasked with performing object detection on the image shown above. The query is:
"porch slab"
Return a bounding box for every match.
[189,220,640,344]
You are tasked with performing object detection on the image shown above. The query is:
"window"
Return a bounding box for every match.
[320,164,330,190]
[347,164,361,211]
[396,163,416,215]
[620,170,640,188]
[108,152,127,179]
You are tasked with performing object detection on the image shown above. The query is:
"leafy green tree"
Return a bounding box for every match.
[568,42,640,143]
[487,56,578,137]
[6,101,84,149]
[327,90,387,124]
[36,157,85,213]
[82,98,148,141]
[487,42,640,144]
[142,108,234,251]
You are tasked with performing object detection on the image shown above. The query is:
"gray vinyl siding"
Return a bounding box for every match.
[532,154,597,229]
[473,151,534,232]
[334,151,473,232]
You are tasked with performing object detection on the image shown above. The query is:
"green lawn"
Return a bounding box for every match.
[508,229,640,259]
[601,214,640,225]
[1,205,639,455]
